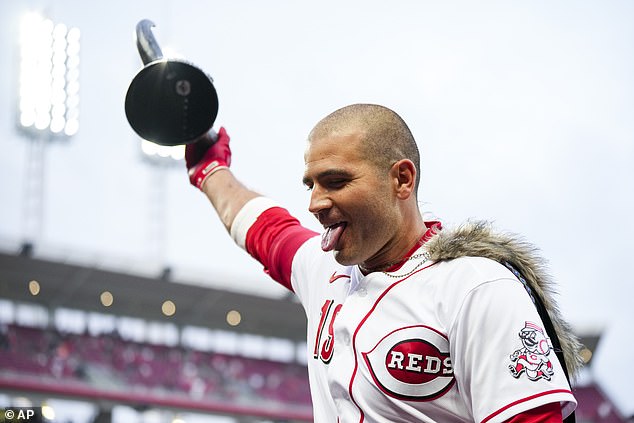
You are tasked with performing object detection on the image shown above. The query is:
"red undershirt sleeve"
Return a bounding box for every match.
[231,198,317,291]
[503,402,564,423]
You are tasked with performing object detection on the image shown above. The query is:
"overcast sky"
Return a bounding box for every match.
[1,0,633,417]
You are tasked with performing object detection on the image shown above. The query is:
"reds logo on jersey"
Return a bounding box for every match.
[363,325,455,401]
[509,321,554,381]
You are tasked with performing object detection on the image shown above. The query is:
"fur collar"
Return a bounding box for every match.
[425,220,583,378]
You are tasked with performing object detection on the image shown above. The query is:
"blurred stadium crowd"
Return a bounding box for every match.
[1,321,312,421]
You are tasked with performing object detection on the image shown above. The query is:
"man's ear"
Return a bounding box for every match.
[391,159,417,200]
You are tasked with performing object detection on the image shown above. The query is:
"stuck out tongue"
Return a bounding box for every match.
[321,223,346,252]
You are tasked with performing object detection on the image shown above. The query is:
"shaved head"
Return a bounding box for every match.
[308,104,421,194]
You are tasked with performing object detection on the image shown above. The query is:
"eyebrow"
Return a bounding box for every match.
[302,169,354,186]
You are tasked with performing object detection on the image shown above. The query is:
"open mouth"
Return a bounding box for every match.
[321,222,347,252]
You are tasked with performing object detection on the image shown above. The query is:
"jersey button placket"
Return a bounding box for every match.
[327,305,354,392]
[342,332,351,346]
[359,273,384,298]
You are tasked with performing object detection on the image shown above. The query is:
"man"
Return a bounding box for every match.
[185,104,580,422]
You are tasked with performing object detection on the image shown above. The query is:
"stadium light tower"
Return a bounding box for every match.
[17,11,81,254]
[18,11,81,138]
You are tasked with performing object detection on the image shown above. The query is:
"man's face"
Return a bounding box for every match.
[303,131,399,267]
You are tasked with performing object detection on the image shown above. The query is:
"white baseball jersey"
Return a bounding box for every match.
[231,197,577,422]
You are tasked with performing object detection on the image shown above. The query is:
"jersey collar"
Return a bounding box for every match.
[383,221,442,273]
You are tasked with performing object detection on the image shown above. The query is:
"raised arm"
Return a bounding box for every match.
[184,127,317,289]
[185,127,259,231]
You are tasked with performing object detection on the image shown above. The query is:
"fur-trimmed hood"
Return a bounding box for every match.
[424,220,583,378]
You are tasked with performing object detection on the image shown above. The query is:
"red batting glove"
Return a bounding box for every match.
[185,127,232,190]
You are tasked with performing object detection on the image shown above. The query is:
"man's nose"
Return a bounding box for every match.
[308,185,333,216]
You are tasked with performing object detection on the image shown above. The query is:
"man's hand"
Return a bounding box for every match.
[185,127,232,190]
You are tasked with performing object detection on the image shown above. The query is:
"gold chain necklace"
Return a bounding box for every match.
[382,251,432,278]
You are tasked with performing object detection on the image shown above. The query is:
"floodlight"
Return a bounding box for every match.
[140,139,185,166]
[18,12,80,138]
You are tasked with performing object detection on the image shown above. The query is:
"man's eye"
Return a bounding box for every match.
[327,180,347,189]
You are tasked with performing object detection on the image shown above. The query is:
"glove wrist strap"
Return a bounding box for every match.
[189,159,228,190]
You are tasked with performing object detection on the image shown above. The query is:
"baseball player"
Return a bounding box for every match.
[185,104,580,422]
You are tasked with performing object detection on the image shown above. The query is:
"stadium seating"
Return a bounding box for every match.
[0,324,312,418]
